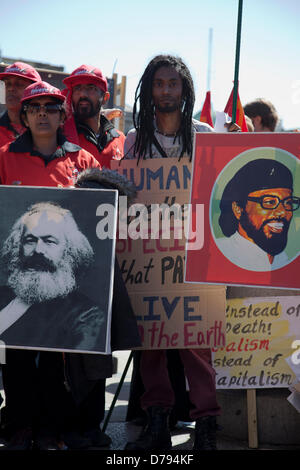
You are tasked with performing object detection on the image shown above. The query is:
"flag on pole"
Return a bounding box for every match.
[224,86,248,132]
[61,88,80,145]
[200,91,214,128]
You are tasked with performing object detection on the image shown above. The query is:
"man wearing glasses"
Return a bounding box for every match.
[217,158,299,271]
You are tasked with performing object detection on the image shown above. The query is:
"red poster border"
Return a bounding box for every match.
[185,133,300,289]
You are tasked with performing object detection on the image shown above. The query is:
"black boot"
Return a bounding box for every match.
[5,427,33,450]
[125,406,172,451]
[193,416,217,450]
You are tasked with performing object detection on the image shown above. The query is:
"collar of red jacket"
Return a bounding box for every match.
[9,130,81,161]
[0,111,25,137]
[76,114,120,150]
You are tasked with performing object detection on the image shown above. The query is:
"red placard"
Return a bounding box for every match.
[185,133,300,289]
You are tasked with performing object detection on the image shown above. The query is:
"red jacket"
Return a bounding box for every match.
[0,131,100,187]
[76,115,125,169]
[0,111,25,148]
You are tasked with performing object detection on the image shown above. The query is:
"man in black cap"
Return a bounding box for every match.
[217,158,299,271]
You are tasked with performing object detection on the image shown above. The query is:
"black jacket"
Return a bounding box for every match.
[0,287,106,352]
[65,167,140,403]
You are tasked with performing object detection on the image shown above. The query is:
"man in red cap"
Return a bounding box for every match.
[0,62,41,147]
[63,65,125,168]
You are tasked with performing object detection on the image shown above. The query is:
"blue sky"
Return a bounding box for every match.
[1,0,300,129]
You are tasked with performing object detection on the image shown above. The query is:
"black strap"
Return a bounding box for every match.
[152,135,169,158]
[0,111,21,138]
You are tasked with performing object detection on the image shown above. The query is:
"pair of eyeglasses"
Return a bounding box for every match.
[23,103,63,114]
[247,195,300,211]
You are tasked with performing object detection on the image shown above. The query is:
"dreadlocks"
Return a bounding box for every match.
[132,55,195,162]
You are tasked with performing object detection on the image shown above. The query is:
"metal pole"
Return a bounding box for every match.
[206,27,213,92]
[102,351,134,433]
[232,0,243,123]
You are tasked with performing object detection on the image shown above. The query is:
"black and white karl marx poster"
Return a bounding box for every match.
[0,186,117,354]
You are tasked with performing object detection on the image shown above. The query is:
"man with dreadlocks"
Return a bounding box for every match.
[125,55,213,161]
[124,54,225,451]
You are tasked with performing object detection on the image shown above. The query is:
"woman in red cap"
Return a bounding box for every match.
[0,81,100,186]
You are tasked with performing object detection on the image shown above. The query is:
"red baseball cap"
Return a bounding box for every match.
[0,62,41,82]
[63,64,108,93]
[21,81,66,104]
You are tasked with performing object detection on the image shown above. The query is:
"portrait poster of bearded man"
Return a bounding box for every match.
[185,135,300,289]
[0,185,117,354]
[217,157,299,272]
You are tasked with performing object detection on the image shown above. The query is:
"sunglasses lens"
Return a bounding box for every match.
[25,103,62,114]
[46,104,62,113]
[27,104,40,113]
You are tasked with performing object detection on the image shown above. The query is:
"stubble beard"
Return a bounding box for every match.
[155,101,181,114]
[74,98,101,121]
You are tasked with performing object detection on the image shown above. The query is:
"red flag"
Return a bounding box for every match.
[200,91,214,128]
[224,86,248,132]
[62,88,80,145]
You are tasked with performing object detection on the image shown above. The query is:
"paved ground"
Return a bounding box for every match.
[103,351,250,451]
[0,350,299,453]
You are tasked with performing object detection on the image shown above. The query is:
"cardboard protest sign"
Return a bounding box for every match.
[213,296,300,389]
[185,133,300,288]
[112,158,226,349]
[0,185,117,354]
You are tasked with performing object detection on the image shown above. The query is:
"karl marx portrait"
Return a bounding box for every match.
[0,201,107,352]
[217,158,299,271]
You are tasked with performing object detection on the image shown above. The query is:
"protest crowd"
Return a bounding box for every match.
[0,52,298,453]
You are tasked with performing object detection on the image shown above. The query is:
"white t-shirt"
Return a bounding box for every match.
[124,119,213,159]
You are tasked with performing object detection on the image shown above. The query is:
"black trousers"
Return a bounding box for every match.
[2,349,69,436]
[64,378,106,432]
[1,349,106,437]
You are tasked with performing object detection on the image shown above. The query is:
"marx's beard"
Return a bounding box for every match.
[7,252,77,304]
[239,213,290,256]
[74,97,101,120]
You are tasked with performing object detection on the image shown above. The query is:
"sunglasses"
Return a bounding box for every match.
[23,103,63,114]
[247,195,300,211]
